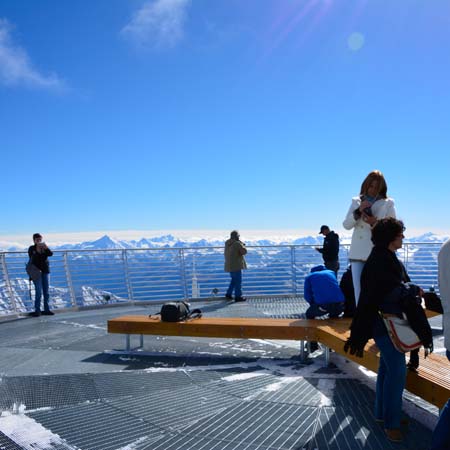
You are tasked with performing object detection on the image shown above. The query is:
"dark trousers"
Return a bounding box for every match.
[325,260,340,275]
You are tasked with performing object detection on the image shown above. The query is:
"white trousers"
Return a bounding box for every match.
[351,260,365,306]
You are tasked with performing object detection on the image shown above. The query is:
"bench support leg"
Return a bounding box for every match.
[123,334,144,352]
[300,340,308,361]
[325,346,330,366]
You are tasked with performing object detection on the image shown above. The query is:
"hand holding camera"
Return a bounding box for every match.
[359,200,372,214]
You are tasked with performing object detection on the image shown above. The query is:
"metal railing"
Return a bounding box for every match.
[0,243,442,317]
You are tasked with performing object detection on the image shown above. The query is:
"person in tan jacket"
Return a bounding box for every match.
[224,230,247,302]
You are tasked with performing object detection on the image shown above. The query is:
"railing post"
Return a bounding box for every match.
[0,253,18,314]
[290,246,297,296]
[63,252,77,308]
[122,250,134,302]
[179,249,189,300]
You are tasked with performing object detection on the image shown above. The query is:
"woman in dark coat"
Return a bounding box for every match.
[344,218,432,443]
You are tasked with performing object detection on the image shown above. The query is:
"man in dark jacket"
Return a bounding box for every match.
[316,225,340,275]
[28,233,54,317]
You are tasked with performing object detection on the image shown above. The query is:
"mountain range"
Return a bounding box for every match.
[1,232,448,252]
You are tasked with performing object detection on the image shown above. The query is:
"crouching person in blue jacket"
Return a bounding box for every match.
[304,265,345,319]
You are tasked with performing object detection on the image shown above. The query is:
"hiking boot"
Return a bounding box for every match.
[41,310,55,316]
[30,311,41,317]
[384,428,403,442]
[234,297,247,302]
[225,295,233,300]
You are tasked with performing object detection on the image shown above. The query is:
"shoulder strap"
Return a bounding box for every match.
[187,308,202,320]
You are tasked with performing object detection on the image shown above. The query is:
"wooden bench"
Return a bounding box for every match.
[107,316,321,355]
[107,314,450,408]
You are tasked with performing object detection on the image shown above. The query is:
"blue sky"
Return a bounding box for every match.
[1,0,450,241]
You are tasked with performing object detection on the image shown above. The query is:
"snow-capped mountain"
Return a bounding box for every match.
[405,232,450,243]
[0,232,448,252]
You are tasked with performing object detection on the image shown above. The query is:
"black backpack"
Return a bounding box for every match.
[155,301,202,322]
[423,291,443,314]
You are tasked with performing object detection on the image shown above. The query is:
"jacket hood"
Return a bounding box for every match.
[311,264,326,273]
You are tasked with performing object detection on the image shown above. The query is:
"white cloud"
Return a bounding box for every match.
[0,18,65,91]
[121,0,190,50]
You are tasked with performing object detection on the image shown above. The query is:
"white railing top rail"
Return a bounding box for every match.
[0,241,441,254]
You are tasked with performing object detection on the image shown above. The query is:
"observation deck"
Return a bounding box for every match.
[0,244,444,449]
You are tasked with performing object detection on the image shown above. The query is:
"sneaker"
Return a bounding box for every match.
[225,295,233,300]
[384,428,403,442]
[234,297,247,302]
[41,310,55,316]
[30,311,41,317]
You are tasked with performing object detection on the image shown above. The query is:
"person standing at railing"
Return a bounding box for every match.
[224,230,247,302]
[431,238,450,450]
[28,233,54,317]
[315,225,340,275]
[343,170,396,305]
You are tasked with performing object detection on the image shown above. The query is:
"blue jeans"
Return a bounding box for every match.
[431,350,450,450]
[226,271,242,298]
[33,272,50,313]
[305,302,344,319]
[374,333,406,429]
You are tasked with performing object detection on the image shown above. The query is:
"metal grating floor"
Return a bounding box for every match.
[0,298,438,449]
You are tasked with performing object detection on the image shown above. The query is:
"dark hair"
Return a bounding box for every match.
[230,230,239,239]
[371,218,404,247]
[32,233,42,241]
[360,170,388,198]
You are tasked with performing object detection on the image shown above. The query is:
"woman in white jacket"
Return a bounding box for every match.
[343,170,396,305]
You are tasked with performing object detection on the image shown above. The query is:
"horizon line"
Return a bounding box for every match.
[1,227,449,247]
